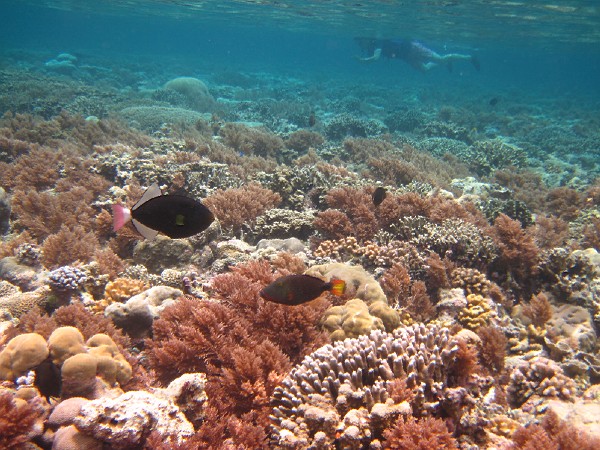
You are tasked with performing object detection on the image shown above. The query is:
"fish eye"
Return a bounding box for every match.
[175,214,185,226]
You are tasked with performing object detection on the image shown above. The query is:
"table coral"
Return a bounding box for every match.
[270,323,457,448]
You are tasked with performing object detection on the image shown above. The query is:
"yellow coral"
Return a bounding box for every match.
[86,334,132,386]
[451,267,492,296]
[321,299,386,341]
[96,277,149,313]
[368,300,400,332]
[488,415,520,437]
[458,294,496,330]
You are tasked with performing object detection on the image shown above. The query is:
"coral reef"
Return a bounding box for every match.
[0,43,599,449]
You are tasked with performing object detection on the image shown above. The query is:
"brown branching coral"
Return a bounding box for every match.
[146,259,330,445]
[490,213,540,295]
[380,262,412,307]
[39,225,100,269]
[521,292,553,328]
[476,326,507,374]
[510,410,600,450]
[204,182,281,234]
[404,281,436,322]
[383,416,458,450]
[10,187,98,240]
[545,187,585,221]
[219,123,284,159]
[0,146,61,191]
[0,391,40,449]
[312,209,355,240]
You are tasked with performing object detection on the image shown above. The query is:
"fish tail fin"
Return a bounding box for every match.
[112,204,131,232]
[329,278,346,296]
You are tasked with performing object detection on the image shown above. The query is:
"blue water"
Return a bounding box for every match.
[2,0,600,98]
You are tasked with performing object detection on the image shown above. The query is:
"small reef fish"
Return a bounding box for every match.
[489,97,499,106]
[308,111,316,127]
[260,274,346,306]
[372,186,386,206]
[112,183,215,239]
[34,356,62,399]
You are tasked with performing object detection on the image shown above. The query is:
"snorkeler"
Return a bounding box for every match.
[355,37,480,72]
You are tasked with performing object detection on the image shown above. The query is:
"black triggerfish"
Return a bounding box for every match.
[372,186,386,206]
[260,274,346,306]
[112,183,214,239]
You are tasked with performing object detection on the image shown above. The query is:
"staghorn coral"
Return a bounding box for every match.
[410,219,498,267]
[507,357,577,407]
[204,182,281,235]
[270,324,458,448]
[251,208,315,241]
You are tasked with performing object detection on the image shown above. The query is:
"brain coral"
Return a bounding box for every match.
[270,323,457,448]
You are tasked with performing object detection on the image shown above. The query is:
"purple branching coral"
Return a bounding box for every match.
[270,323,458,448]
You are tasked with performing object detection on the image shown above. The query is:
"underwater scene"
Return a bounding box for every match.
[1,0,600,448]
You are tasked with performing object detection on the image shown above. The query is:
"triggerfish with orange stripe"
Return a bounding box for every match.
[260,274,346,306]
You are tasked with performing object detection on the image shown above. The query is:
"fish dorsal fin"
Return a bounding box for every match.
[132,219,160,240]
[132,183,162,211]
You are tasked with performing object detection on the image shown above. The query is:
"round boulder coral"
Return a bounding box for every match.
[163,76,215,112]
[48,326,86,366]
[0,333,49,380]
